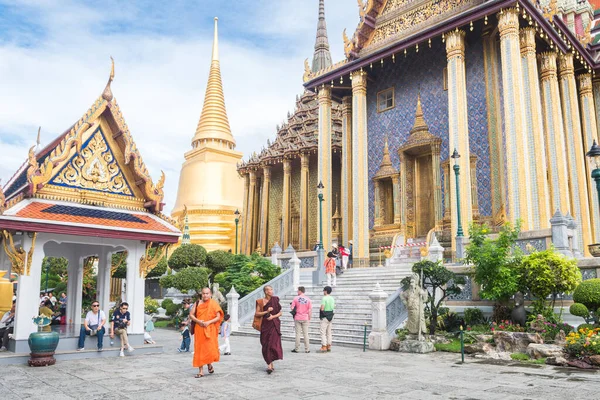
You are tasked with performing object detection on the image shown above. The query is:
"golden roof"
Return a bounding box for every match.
[192,17,235,147]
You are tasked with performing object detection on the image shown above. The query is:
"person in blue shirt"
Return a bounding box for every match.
[110,302,133,357]
[178,320,190,352]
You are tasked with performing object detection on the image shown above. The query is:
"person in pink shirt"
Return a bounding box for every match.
[290,286,312,353]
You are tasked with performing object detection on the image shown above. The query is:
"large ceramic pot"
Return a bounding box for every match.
[588,243,600,257]
[28,331,59,367]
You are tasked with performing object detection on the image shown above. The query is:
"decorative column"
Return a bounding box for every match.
[558,53,592,255]
[578,73,600,242]
[392,175,401,225]
[246,171,257,254]
[299,153,309,250]
[290,252,300,292]
[341,96,353,245]
[445,29,473,250]
[125,244,144,334]
[73,256,84,331]
[97,250,112,320]
[260,166,271,251]
[498,8,533,229]
[432,143,442,224]
[351,70,370,267]
[374,180,382,227]
[399,152,408,230]
[240,173,249,254]
[226,286,240,331]
[368,283,390,350]
[519,27,551,229]
[318,86,333,252]
[282,159,292,248]
[539,52,570,214]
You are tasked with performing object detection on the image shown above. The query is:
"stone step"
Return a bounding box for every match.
[235,327,367,347]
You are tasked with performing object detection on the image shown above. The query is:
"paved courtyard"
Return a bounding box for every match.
[0,328,598,400]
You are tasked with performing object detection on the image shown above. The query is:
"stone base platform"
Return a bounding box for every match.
[391,338,435,354]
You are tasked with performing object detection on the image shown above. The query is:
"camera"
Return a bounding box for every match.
[115,320,128,330]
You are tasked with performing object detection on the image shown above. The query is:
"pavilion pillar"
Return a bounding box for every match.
[73,256,85,330]
[65,254,77,326]
[445,29,473,250]
[351,70,369,267]
[246,171,257,253]
[559,53,591,255]
[282,159,292,248]
[318,85,333,252]
[341,96,353,245]
[519,27,551,229]
[240,173,249,254]
[299,153,309,249]
[539,51,570,214]
[97,249,112,320]
[13,234,44,341]
[125,243,144,334]
[260,166,271,251]
[498,8,533,229]
[578,73,600,242]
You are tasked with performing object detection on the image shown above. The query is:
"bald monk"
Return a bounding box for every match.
[190,287,223,378]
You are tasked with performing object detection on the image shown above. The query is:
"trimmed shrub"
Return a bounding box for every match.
[168,244,207,270]
[464,308,485,326]
[206,250,235,274]
[146,257,168,278]
[573,279,600,311]
[570,303,589,318]
[165,303,181,317]
[161,298,174,309]
[144,296,159,314]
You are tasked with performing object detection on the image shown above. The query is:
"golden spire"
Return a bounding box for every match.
[409,92,429,135]
[192,17,235,148]
[102,57,115,102]
[374,135,397,178]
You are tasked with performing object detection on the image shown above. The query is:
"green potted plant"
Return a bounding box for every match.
[28,315,59,367]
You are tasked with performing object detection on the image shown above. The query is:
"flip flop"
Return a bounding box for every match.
[207,365,214,374]
[194,373,203,378]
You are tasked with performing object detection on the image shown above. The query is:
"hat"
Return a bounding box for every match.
[332,244,338,248]
[349,240,353,245]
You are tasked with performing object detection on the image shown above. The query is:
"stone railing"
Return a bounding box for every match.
[385,288,407,337]
[230,253,299,331]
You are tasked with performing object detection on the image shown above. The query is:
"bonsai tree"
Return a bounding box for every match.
[518,248,581,312]
[206,250,235,274]
[214,253,281,296]
[159,267,210,296]
[400,260,465,335]
[570,278,600,325]
[168,244,207,270]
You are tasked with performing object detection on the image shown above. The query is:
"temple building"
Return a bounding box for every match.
[172,18,243,252]
[239,0,600,266]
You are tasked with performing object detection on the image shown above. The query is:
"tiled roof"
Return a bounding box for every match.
[12,201,178,234]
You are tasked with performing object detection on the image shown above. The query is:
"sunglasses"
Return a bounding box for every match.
[92,304,99,307]
[121,307,128,310]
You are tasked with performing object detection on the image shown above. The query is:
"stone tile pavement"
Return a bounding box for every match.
[0,328,597,399]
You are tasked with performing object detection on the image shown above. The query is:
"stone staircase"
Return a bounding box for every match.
[235,266,412,348]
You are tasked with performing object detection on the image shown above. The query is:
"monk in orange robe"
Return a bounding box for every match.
[190,287,223,378]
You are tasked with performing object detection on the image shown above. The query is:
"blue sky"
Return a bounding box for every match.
[0,0,358,211]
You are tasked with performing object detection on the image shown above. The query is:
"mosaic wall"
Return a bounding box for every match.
[366,31,492,229]
[267,165,283,251]
[308,155,319,248]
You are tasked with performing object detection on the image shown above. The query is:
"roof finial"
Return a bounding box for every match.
[102,57,115,101]
[410,92,429,134]
[312,0,332,73]
[34,126,42,154]
[212,17,219,62]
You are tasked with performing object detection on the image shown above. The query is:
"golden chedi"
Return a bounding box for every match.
[172,17,243,252]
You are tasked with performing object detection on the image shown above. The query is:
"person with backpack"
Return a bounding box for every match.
[325,252,337,287]
[318,286,335,353]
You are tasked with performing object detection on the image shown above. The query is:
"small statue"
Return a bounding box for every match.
[212,282,226,306]
[401,273,427,336]
[529,314,546,333]
[511,292,527,327]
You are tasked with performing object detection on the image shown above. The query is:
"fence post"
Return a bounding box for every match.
[550,210,573,257]
[290,252,300,291]
[271,242,282,266]
[313,248,325,285]
[368,283,390,350]
[226,286,240,332]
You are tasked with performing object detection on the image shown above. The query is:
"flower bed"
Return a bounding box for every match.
[565,327,600,358]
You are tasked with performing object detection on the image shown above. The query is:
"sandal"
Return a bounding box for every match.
[207,365,214,374]
[194,373,203,378]
[266,368,273,374]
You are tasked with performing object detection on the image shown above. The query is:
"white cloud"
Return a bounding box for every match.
[0,0,359,212]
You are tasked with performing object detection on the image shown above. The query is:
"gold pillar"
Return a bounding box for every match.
[498,8,533,229]
[539,52,570,214]
[318,86,333,251]
[341,96,353,245]
[246,170,257,254]
[374,180,382,227]
[399,152,407,229]
[445,29,473,250]
[578,73,600,242]
[559,53,592,255]
[392,175,400,225]
[519,27,551,229]
[260,166,271,251]
[282,159,291,248]
[299,153,309,250]
[351,70,369,266]
[432,143,442,225]
[593,77,600,136]
[240,173,249,254]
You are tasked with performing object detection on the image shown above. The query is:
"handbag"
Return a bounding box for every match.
[189,300,199,336]
[290,306,297,318]
[89,310,101,336]
[252,299,264,331]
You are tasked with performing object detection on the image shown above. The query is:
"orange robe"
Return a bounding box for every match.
[192,299,223,367]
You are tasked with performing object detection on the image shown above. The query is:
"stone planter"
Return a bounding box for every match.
[28,331,60,367]
[588,243,600,257]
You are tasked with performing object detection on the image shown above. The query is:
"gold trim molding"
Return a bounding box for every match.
[2,230,37,276]
[139,242,169,278]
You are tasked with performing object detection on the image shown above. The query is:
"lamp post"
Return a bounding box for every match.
[451,148,464,237]
[586,140,600,209]
[234,209,241,254]
[317,181,324,250]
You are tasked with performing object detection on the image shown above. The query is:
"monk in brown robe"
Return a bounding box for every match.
[255,285,283,374]
[190,287,223,378]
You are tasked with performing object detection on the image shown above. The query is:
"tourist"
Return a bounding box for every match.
[48,292,57,307]
[219,314,231,355]
[324,252,336,287]
[348,240,353,268]
[190,287,223,378]
[318,286,335,353]
[144,318,156,344]
[339,244,349,270]
[39,299,54,332]
[255,285,283,374]
[331,243,340,259]
[177,320,190,352]
[179,299,191,325]
[59,293,67,324]
[0,302,15,351]
[110,302,134,357]
[290,286,311,353]
[77,301,106,351]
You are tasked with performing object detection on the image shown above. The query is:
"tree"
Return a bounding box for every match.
[570,278,600,324]
[146,256,168,278]
[159,267,210,296]
[40,257,68,294]
[168,244,207,271]
[518,248,581,310]
[401,260,465,335]
[465,222,522,303]
[111,252,128,279]
[214,253,281,296]
[206,250,235,274]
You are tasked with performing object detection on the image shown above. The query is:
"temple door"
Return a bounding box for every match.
[415,154,435,238]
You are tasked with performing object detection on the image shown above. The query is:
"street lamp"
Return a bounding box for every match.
[234,209,241,254]
[317,181,324,250]
[451,148,464,237]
